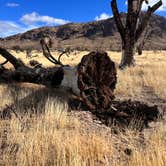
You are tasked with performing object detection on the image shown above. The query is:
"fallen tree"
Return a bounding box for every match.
[0,47,64,87]
[0,37,79,87]
[0,40,160,130]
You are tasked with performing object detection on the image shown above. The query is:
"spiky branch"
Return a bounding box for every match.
[40,37,71,67]
[111,0,125,39]
[135,0,162,41]
[40,38,63,66]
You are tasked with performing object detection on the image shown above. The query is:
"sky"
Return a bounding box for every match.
[0,0,166,37]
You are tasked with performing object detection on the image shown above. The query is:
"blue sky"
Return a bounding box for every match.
[0,0,166,37]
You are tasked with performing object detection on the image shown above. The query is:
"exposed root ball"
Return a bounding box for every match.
[77,51,117,110]
[95,100,160,130]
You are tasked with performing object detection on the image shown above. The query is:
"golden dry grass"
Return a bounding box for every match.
[0,91,113,166]
[119,123,166,166]
[0,50,166,165]
[114,51,166,99]
[3,50,165,99]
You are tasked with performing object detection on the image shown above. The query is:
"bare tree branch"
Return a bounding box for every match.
[111,0,125,39]
[0,47,25,69]
[58,48,71,63]
[40,38,64,66]
[136,0,162,41]
[137,25,151,55]
[0,60,8,66]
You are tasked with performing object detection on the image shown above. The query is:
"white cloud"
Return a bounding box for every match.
[0,21,22,37]
[20,12,69,25]
[0,12,70,37]
[95,13,112,21]
[0,21,38,37]
[6,3,19,7]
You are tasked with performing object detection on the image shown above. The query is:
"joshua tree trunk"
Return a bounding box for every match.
[111,0,162,69]
[120,34,136,67]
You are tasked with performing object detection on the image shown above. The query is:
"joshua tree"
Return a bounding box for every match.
[41,37,73,66]
[111,0,162,68]
[40,37,65,66]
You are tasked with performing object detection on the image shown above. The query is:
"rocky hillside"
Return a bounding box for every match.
[0,13,166,51]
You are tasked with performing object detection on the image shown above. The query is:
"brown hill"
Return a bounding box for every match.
[0,13,166,51]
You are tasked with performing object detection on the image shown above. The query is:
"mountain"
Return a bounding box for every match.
[0,13,166,51]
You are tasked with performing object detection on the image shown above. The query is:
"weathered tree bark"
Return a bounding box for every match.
[111,0,162,69]
[121,35,136,67]
[77,51,117,111]
[136,25,151,55]
[0,47,64,87]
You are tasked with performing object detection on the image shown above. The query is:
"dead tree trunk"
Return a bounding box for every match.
[121,34,136,67]
[111,0,162,69]
[0,47,64,87]
[0,37,74,88]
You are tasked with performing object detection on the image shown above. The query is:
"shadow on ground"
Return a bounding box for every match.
[0,83,162,132]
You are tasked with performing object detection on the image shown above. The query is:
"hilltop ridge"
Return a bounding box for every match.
[0,13,166,51]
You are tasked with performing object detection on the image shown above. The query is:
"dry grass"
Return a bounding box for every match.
[0,86,113,166]
[1,50,165,99]
[4,50,165,99]
[110,51,166,99]
[119,123,166,166]
[0,50,166,165]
